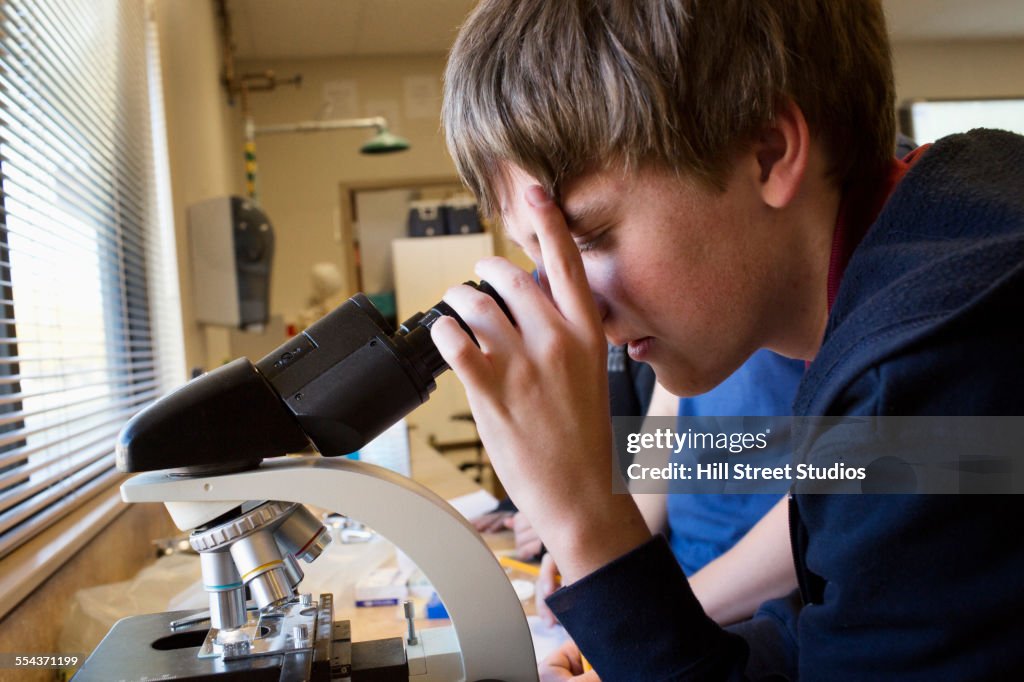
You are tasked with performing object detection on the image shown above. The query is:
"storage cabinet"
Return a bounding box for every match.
[392,233,495,444]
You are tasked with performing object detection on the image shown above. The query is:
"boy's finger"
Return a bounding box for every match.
[524,185,601,331]
[441,282,519,356]
[474,257,561,337]
[535,266,553,299]
[429,315,492,393]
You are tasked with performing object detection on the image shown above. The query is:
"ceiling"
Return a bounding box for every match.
[229,0,1024,61]
[229,0,474,60]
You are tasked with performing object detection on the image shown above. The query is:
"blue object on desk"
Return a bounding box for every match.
[425,592,448,619]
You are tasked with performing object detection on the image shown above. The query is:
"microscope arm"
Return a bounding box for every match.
[121,456,539,682]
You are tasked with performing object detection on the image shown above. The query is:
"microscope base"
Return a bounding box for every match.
[73,594,409,682]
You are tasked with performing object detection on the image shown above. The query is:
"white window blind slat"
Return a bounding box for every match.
[0,388,158,453]
[0,382,160,429]
[0,408,148,474]
[0,0,184,561]
[0,321,155,344]
[0,440,121,516]
[0,162,147,243]
[0,464,123,558]
[0,352,156,366]
[0,159,151,259]
[0,204,151,270]
[0,98,149,217]
[0,105,150,218]
[0,2,148,176]
[0,363,158,387]
[0,372,159,399]
[0,418,142,494]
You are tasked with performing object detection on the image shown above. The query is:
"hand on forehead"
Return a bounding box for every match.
[495,164,545,259]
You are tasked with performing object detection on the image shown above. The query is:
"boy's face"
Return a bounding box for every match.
[498,162,796,396]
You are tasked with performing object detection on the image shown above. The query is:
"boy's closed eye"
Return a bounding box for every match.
[574,226,612,253]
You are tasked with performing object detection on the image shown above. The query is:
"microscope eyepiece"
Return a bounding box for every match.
[392,280,513,381]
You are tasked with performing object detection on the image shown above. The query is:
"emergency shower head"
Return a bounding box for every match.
[360,128,410,154]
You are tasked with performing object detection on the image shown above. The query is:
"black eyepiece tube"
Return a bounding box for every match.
[118,278,516,471]
[393,281,514,381]
[404,281,513,340]
[261,280,511,458]
[256,278,512,458]
[116,280,512,473]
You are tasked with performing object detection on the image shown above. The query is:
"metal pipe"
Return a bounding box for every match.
[254,117,387,136]
[244,116,258,200]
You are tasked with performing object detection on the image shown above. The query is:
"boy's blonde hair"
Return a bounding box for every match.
[443,0,895,217]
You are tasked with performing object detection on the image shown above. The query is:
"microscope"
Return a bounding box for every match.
[74,283,538,682]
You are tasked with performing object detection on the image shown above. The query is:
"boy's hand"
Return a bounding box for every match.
[471,510,514,533]
[505,512,543,560]
[535,553,560,626]
[430,184,649,584]
[540,641,601,681]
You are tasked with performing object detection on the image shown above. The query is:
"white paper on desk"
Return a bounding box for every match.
[528,615,571,663]
[446,489,499,520]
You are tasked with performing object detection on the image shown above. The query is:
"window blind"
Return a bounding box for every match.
[0,0,184,559]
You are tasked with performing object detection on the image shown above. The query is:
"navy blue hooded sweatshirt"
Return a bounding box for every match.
[548,129,1024,680]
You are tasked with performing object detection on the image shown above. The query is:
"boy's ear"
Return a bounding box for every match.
[755,99,810,209]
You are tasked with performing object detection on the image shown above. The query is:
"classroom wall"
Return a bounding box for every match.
[154,0,245,373]
[892,39,1024,102]
[232,53,537,331]
[233,54,455,323]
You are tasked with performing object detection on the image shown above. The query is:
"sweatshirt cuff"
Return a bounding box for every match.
[546,535,746,680]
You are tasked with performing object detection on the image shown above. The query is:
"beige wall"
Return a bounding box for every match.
[234,54,459,322]
[154,0,245,372]
[893,39,1024,102]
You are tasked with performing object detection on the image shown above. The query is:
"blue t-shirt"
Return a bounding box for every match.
[666,349,805,575]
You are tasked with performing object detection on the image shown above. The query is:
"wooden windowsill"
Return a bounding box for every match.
[0,486,127,621]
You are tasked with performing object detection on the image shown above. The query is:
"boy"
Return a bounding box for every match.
[431,1,1024,678]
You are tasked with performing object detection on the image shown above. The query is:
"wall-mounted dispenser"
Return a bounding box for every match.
[188,196,274,329]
